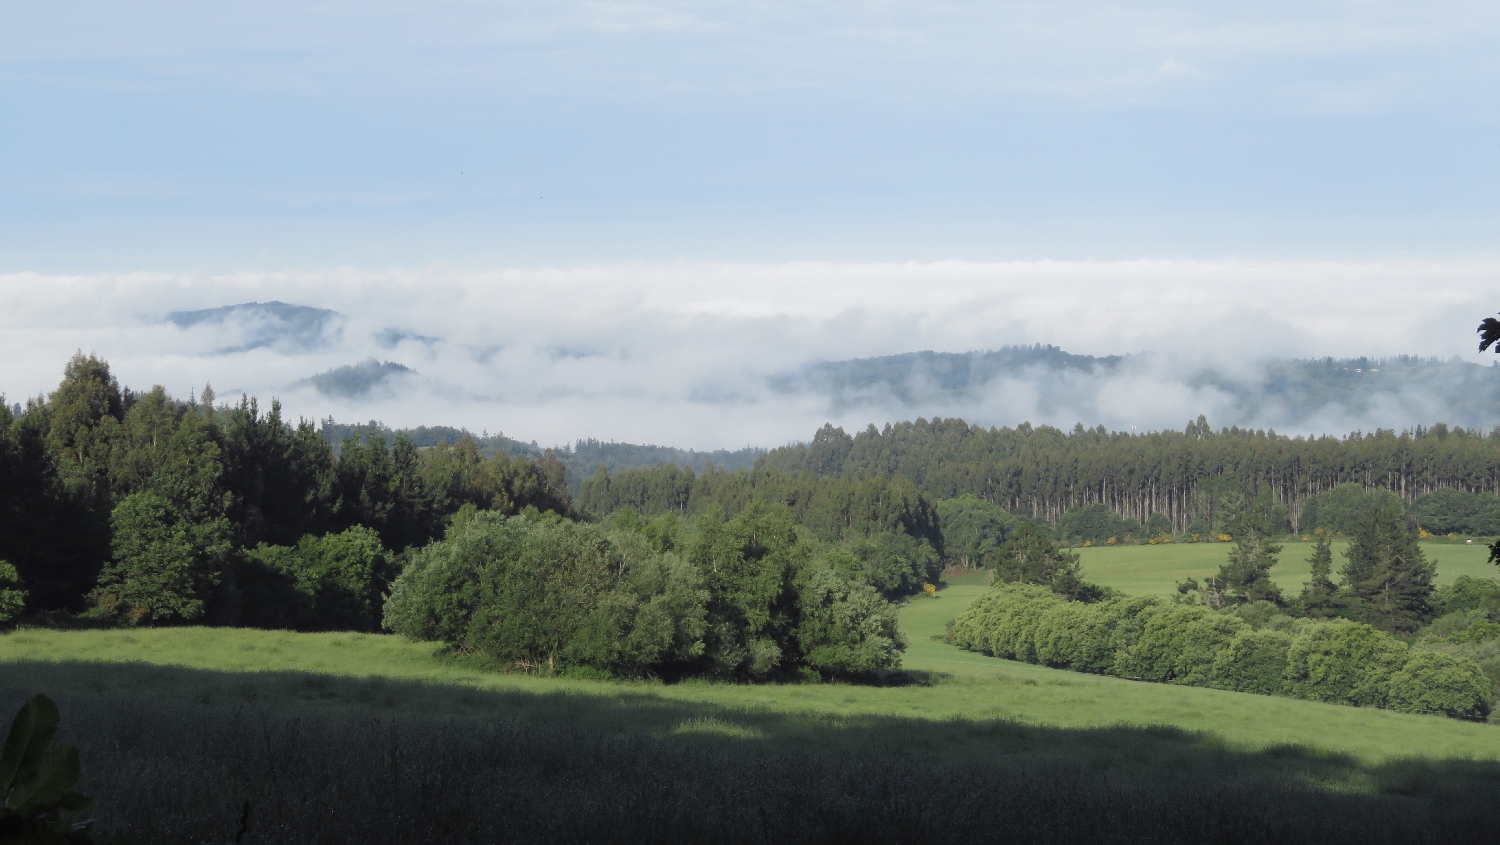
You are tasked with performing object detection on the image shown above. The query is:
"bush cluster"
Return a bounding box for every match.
[950,584,1492,720]
[384,504,907,679]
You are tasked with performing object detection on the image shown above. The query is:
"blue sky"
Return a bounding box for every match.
[5,3,1500,447]
[5,1,1499,269]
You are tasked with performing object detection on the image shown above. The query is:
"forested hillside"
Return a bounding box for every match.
[754,417,1500,533]
[0,355,914,680]
[0,355,572,615]
[780,345,1500,431]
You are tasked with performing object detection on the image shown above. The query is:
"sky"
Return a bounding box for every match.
[4,2,1500,447]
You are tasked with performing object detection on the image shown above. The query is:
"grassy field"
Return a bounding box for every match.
[3,580,1498,767]
[1076,539,1496,596]
[6,573,1500,841]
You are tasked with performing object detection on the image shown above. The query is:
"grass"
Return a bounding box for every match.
[1076,539,1496,596]
[5,570,1500,841]
[2,591,1497,767]
[18,691,1500,845]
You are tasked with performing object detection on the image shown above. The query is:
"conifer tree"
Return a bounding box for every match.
[1299,534,1337,618]
[1340,501,1433,633]
[1212,492,1284,605]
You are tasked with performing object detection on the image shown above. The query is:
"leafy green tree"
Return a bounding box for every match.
[240,527,394,631]
[794,565,906,672]
[1340,501,1434,633]
[38,353,124,500]
[1433,575,1500,619]
[934,494,1013,569]
[1143,512,1173,537]
[1299,535,1338,618]
[385,513,710,676]
[385,513,619,672]
[1297,483,1401,536]
[804,423,853,476]
[821,532,940,598]
[689,503,807,677]
[94,490,230,623]
[0,560,26,625]
[2,365,116,610]
[604,531,709,675]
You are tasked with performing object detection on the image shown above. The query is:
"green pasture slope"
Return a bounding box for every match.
[3,573,1498,770]
[1077,539,1497,597]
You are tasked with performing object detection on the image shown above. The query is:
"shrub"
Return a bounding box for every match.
[1385,650,1493,720]
[1,695,100,843]
[1116,605,1245,685]
[241,526,395,632]
[950,580,1493,720]
[983,584,1063,662]
[1283,621,1408,708]
[385,513,658,673]
[1098,594,1171,660]
[1208,628,1292,695]
[1032,601,1113,671]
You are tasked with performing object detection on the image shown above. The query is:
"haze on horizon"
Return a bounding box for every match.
[3,2,1499,448]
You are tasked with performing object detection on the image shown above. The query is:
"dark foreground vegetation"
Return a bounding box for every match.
[5,682,1500,845]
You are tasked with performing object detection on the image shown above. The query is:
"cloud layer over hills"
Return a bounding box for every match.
[4,260,1499,449]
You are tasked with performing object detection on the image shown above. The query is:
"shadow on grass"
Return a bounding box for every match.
[4,660,1500,843]
[2,660,1500,792]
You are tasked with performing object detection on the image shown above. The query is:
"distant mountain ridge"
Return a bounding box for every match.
[165,301,343,353]
[778,346,1500,432]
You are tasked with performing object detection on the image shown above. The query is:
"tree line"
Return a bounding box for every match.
[0,354,571,622]
[0,355,911,678]
[757,417,1500,534]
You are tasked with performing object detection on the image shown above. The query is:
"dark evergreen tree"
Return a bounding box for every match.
[993,521,1089,598]
[1205,490,1284,605]
[1340,501,1434,633]
[1299,535,1338,618]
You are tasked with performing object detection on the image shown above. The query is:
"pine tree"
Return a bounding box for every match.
[1299,534,1337,618]
[1214,528,1284,605]
[1340,501,1433,633]
[1212,491,1284,605]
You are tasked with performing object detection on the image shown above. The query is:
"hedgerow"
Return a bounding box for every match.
[949,584,1492,720]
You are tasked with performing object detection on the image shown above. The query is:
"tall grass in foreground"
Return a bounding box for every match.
[7,688,1500,844]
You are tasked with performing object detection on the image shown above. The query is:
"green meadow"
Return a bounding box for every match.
[1075,539,1496,597]
[7,556,1500,842]
[3,568,1497,768]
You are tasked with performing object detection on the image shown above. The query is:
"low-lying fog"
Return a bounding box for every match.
[4,259,1499,449]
